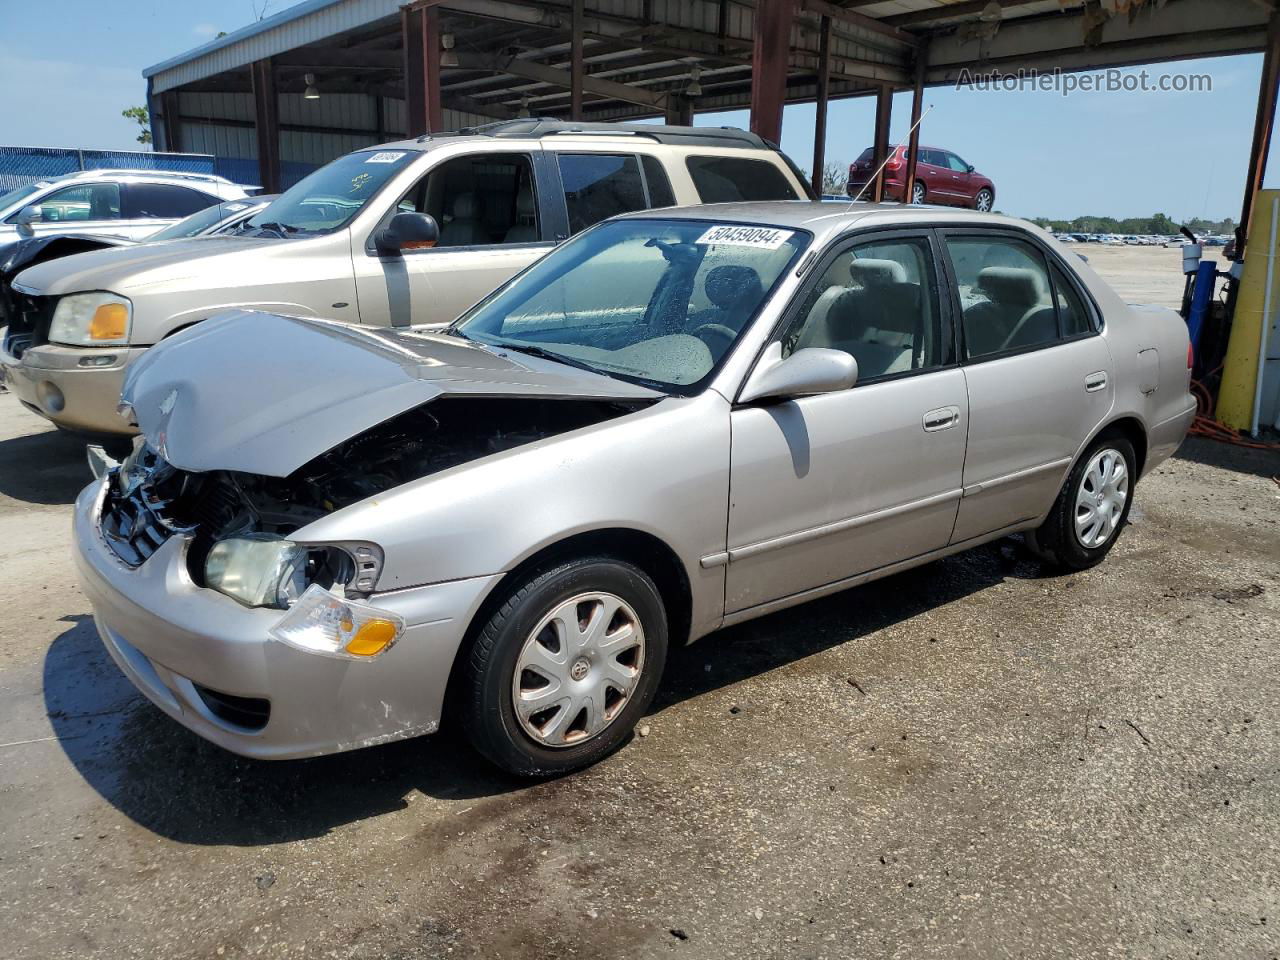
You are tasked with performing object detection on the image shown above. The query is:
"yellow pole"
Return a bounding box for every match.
[1219,189,1280,430]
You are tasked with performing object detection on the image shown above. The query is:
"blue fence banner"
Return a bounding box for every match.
[0,146,317,192]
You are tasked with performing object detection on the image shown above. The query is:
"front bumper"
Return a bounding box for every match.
[1,340,143,436]
[72,480,500,759]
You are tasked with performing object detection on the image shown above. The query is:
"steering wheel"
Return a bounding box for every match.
[691,322,738,355]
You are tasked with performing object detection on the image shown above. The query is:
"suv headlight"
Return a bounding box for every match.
[49,291,132,346]
[204,534,358,610]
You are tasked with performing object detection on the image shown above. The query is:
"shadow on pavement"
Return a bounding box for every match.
[46,539,1038,847]
[0,425,91,505]
[653,539,1037,713]
[1174,435,1280,480]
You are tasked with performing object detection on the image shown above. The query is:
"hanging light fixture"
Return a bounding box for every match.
[979,1,1002,22]
[440,33,459,68]
[303,72,320,100]
[685,65,702,98]
[518,96,532,118]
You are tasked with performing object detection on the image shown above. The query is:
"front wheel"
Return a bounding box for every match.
[1027,433,1135,571]
[974,188,994,212]
[460,557,668,777]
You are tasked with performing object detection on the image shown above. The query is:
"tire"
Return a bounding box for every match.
[911,181,926,205]
[460,556,668,777]
[974,188,994,212]
[1027,432,1136,572]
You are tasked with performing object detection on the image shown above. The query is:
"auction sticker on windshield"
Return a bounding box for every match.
[696,225,794,249]
[365,151,407,164]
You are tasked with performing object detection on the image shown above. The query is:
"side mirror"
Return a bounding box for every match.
[738,343,858,404]
[374,211,439,256]
[966,164,975,173]
[15,204,41,237]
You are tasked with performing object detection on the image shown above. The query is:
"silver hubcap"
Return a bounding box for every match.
[976,191,992,211]
[1074,448,1129,549]
[512,592,645,748]
[912,183,925,204]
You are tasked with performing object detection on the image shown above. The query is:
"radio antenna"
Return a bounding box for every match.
[847,103,935,211]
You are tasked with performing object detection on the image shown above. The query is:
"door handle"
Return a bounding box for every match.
[1085,371,1108,392]
[923,405,960,432]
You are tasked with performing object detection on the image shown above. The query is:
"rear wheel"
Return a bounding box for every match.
[461,557,668,777]
[911,181,926,205]
[974,188,994,212]
[1027,433,1135,571]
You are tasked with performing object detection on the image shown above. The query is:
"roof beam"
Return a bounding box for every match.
[453,50,669,107]
[798,0,920,46]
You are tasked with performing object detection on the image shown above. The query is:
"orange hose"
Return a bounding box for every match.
[1188,369,1280,449]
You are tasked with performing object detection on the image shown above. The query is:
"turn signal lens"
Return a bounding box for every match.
[270,584,404,660]
[89,302,129,341]
[345,619,399,657]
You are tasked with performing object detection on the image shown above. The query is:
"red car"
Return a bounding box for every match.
[846,145,995,211]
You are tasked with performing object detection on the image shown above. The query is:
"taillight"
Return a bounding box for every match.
[886,157,903,171]
[1187,343,1194,369]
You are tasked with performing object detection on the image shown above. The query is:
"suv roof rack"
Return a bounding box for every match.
[62,168,236,185]
[449,118,773,150]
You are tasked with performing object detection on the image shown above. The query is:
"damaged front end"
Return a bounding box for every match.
[99,395,648,604]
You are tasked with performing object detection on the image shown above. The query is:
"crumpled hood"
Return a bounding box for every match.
[122,311,662,476]
[13,235,270,296]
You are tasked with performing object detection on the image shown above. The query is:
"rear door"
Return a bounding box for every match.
[919,150,957,203]
[725,229,967,613]
[941,228,1114,543]
[121,183,221,238]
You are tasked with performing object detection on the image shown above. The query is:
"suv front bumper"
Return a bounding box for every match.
[1,340,143,435]
[73,480,500,760]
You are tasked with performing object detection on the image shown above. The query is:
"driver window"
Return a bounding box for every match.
[783,236,943,381]
[33,183,121,223]
[395,152,539,247]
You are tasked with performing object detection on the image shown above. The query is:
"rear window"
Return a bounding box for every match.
[685,156,799,204]
[124,184,219,219]
[855,148,874,163]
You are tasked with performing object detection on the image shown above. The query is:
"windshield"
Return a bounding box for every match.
[147,199,258,241]
[0,184,42,214]
[244,149,416,236]
[455,218,808,392]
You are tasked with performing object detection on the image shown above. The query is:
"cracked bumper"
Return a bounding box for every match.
[73,480,499,759]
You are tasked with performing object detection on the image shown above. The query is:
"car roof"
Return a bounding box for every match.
[611,200,1028,237]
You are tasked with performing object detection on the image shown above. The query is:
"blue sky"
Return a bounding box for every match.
[0,0,1272,221]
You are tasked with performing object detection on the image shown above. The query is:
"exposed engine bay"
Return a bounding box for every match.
[100,396,649,583]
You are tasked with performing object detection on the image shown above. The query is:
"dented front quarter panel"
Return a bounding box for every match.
[294,391,733,642]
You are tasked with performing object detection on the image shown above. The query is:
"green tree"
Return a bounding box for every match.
[122,105,152,145]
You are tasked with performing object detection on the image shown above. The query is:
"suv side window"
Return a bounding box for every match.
[123,183,219,219]
[640,156,676,208]
[783,235,944,380]
[393,152,539,247]
[30,183,121,223]
[944,234,1059,359]
[685,156,799,203]
[945,153,970,173]
[557,154,648,234]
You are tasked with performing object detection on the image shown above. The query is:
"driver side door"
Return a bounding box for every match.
[725,230,968,614]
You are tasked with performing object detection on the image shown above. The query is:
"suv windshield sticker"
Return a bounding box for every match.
[365,151,407,164]
[695,225,794,249]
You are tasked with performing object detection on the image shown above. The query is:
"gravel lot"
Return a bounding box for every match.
[0,253,1277,957]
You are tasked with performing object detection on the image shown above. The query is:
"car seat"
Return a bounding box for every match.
[503,187,538,244]
[439,192,483,247]
[963,266,1052,355]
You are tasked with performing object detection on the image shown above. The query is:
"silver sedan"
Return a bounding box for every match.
[73,202,1197,776]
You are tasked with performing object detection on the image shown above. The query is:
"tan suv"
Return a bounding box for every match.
[1,120,810,439]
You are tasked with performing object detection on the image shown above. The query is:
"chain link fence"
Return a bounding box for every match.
[1,147,317,193]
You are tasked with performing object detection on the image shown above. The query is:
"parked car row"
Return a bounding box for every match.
[1,121,1196,778]
[846,145,995,212]
[1057,233,1181,246]
[2,121,809,441]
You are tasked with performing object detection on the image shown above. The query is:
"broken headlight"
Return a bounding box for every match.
[204,534,356,609]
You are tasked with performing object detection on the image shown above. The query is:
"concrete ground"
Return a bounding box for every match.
[1,318,1278,957]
